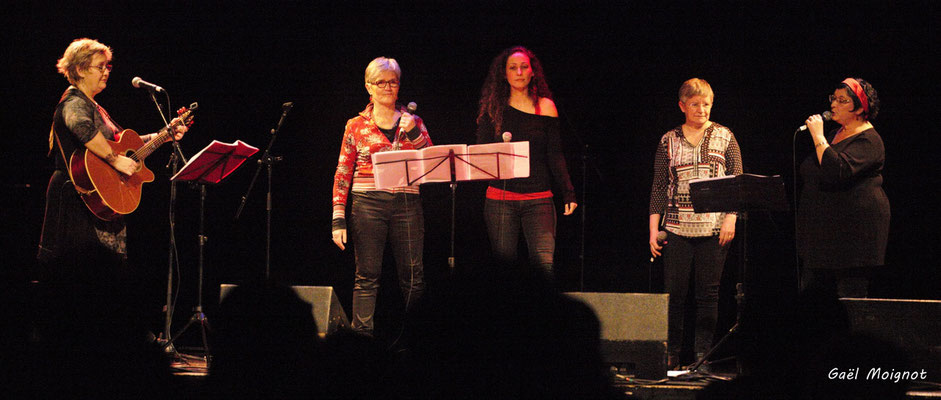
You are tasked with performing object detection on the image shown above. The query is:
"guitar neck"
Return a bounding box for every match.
[136,126,173,160]
[134,109,192,161]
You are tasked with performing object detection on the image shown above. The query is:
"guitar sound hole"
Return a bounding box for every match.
[124,150,140,170]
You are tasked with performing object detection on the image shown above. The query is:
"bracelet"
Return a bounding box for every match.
[814,141,828,148]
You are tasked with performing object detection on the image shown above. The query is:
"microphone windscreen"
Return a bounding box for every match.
[822,111,832,121]
[657,231,667,244]
[502,132,512,142]
[407,102,417,113]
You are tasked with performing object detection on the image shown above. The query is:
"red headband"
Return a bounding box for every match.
[842,78,869,115]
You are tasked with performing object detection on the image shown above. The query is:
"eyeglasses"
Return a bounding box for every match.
[829,94,852,105]
[371,80,399,89]
[91,63,113,73]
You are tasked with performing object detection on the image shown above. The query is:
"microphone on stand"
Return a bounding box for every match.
[797,111,832,131]
[131,77,164,93]
[272,102,294,134]
[502,131,512,142]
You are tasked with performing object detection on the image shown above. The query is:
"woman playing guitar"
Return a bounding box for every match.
[37,38,188,275]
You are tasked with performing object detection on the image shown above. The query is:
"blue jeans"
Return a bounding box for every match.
[662,231,727,357]
[350,191,425,333]
[484,197,556,279]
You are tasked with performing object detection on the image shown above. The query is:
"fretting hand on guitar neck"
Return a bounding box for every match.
[98,106,194,176]
[140,106,194,145]
[70,103,197,220]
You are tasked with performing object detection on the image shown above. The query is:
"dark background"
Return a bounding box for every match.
[3,1,937,345]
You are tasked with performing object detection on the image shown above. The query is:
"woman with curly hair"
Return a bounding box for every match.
[475,46,576,281]
[798,78,888,298]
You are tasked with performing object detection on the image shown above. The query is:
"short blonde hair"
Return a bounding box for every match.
[57,38,112,85]
[679,78,713,103]
[364,57,401,84]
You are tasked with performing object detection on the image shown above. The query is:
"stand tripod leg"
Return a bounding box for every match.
[688,321,738,373]
[163,309,210,359]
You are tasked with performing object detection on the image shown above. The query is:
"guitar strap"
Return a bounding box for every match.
[49,124,70,169]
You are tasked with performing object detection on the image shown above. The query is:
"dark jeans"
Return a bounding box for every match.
[350,191,425,333]
[662,231,728,357]
[484,197,556,278]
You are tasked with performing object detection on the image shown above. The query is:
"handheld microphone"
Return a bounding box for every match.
[650,231,668,262]
[656,231,668,244]
[502,132,512,142]
[798,111,832,131]
[131,77,163,92]
[392,102,418,150]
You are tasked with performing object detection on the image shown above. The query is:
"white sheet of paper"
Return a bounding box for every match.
[371,142,530,189]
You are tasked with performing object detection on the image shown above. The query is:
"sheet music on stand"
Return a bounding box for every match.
[371,141,530,270]
[372,141,529,189]
[688,173,789,213]
[171,140,259,184]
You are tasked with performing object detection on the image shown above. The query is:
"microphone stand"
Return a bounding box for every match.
[557,106,604,291]
[236,103,292,279]
[448,150,457,271]
[142,87,190,350]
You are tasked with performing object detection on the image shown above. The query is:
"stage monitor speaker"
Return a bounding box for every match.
[565,292,668,379]
[220,284,349,338]
[841,298,941,379]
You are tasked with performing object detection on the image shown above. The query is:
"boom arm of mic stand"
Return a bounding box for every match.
[235,108,286,219]
[147,89,189,164]
[235,137,279,219]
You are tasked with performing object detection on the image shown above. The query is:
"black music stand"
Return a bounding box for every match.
[165,140,258,362]
[682,174,787,376]
[372,142,529,270]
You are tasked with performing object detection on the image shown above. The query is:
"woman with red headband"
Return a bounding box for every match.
[797,77,888,297]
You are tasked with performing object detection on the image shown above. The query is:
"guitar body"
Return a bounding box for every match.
[69,129,155,221]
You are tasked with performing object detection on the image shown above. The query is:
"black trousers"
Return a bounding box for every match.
[662,231,728,357]
[349,191,425,333]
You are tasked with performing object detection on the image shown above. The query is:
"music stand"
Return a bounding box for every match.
[372,142,529,269]
[164,140,258,362]
[682,173,787,376]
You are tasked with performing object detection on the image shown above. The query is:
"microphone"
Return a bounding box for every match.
[131,77,163,92]
[502,132,512,142]
[656,231,668,244]
[798,111,832,131]
[650,231,668,262]
[272,102,294,134]
[392,102,418,150]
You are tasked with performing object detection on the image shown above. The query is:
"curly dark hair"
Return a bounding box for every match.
[840,78,880,121]
[477,46,553,136]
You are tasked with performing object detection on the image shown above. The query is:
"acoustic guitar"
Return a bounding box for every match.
[69,104,197,220]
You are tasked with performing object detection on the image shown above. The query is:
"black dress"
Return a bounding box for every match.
[37,87,126,278]
[797,127,890,269]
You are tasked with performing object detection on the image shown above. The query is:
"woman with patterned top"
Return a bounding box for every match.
[648,78,742,369]
[797,78,888,298]
[38,38,187,276]
[476,46,577,282]
[331,57,432,335]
